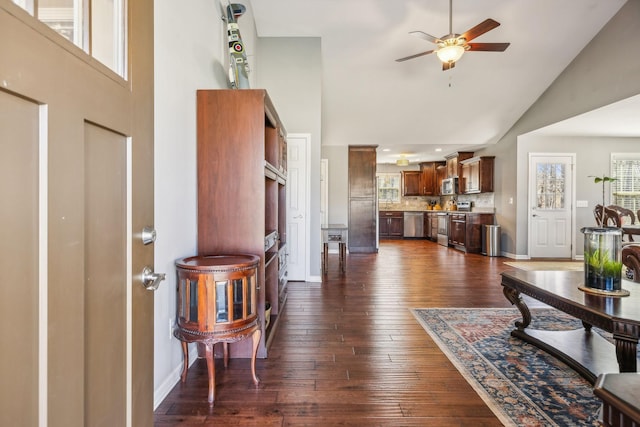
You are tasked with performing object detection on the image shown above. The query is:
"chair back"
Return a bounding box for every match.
[594,204,604,226]
[607,205,636,225]
[603,207,622,227]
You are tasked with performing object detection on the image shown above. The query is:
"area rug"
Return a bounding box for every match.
[411,307,601,427]
[504,261,583,271]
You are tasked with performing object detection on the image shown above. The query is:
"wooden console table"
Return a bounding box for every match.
[501,270,640,383]
[322,224,347,274]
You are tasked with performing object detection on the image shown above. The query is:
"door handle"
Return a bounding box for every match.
[293,214,303,219]
[141,266,166,291]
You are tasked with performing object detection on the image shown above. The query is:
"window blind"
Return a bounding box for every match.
[611,154,640,211]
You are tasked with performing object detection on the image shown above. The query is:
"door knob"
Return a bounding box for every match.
[141,266,166,291]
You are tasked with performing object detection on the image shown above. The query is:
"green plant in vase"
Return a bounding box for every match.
[584,247,623,290]
[581,227,623,292]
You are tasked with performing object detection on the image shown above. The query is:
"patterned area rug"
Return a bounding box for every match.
[411,308,601,427]
[504,261,583,271]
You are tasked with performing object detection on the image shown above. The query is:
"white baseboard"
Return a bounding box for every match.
[501,251,529,260]
[153,343,198,410]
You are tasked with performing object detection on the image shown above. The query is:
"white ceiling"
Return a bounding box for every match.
[249,0,631,164]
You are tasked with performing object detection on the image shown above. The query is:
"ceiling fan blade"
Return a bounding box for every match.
[460,18,500,42]
[395,50,435,62]
[409,31,440,44]
[442,61,455,71]
[467,42,510,52]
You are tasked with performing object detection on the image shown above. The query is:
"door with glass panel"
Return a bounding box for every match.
[0,1,154,426]
[528,154,575,259]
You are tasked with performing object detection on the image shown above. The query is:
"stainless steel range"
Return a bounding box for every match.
[436,202,472,246]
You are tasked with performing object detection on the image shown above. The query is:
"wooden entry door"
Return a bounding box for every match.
[0,2,155,426]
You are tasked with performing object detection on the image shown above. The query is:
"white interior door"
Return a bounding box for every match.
[528,154,575,259]
[0,3,155,426]
[286,134,310,281]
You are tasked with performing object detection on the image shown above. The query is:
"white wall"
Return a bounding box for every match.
[479,0,640,256]
[152,0,258,407]
[256,37,323,278]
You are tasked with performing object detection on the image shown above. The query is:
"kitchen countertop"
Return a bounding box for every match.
[379,208,495,214]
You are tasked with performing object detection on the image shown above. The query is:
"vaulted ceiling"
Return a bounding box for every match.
[249,0,630,164]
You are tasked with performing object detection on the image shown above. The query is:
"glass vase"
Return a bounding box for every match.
[581,227,622,292]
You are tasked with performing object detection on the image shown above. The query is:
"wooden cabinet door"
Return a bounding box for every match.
[389,217,404,237]
[436,165,447,195]
[424,214,430,237]
[420,163,435,195]
[379,215,390,237]
[450,214,466,246]
[402,171,421,196]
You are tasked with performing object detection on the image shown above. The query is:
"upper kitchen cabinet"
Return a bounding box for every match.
[445,152,474,178]
[402,171,421,196]
[460,156,495,194]
[348,145,378,253]
[419,161,446,196]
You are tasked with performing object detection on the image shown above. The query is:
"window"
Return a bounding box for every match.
[535,162,566,209]
[377,173,401,203]
[12,0,127,77]
[611,153,640,211]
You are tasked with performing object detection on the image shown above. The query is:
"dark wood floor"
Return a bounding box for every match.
[155,239,517,426]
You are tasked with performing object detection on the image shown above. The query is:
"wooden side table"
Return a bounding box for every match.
[321,224,347,274]
[174,254,261,404]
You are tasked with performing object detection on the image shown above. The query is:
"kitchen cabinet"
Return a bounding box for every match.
[197,89,287,358]
[402,171,421,196]
[448,213,495,253]
[430,213,439,241]
[445,151,474,178]
[436,163,447,195]
[379,211,404,239]
[349,146,378,253]
[424,213,430,238]
[460,156,495,194]
[419,161,446,196]
[449,213,466,247]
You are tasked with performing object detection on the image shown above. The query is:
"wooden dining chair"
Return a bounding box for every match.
[606,205,635,225]
[622,244,640,282]
[594,204,604,226]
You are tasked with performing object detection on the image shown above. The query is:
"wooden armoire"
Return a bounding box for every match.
[196,89,287,358]
[348,145,378,253]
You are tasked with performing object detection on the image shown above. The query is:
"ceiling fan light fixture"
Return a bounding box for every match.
[436,44,465,63]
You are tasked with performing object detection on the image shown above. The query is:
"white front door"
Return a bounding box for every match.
[528,154,575,259]
[0,3,155,426]
[286,134,310,281]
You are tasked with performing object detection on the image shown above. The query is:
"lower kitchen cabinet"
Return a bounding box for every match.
[426,212,439,241]
[379,211,404,239]
[449,213,495,253]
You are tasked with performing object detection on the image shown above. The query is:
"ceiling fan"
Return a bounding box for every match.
[396,0,510,71]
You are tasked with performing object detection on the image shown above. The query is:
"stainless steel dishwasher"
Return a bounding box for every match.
[403,212,424,238]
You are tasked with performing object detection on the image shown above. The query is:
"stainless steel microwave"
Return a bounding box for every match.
[441,177,458,195]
